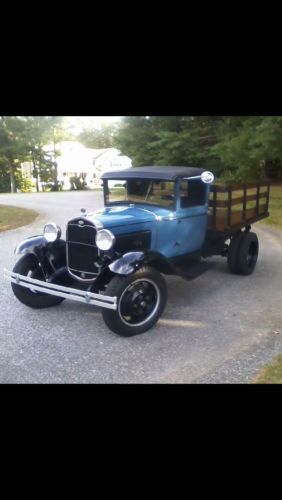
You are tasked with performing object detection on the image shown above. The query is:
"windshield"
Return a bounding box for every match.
[105,179,175,209]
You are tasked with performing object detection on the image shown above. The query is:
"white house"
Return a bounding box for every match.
[55,142,132,189]
[21,141,132,191]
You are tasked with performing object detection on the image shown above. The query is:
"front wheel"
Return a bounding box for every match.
[101,266,167,336]
[11,254,65,308]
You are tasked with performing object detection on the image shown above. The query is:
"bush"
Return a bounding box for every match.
[20,177,35,193]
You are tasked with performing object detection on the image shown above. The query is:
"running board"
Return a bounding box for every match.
[4,269,117,310]
[175,261,215,281]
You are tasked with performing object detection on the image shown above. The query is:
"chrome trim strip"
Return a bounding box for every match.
[136,207,160,220]
[67,268,98,283]
[68,267,98,276]
[137,207,177,222]
[67,222,98,230]
[159,216,178,221]
[68,217,104,230]
[5,270,117,310]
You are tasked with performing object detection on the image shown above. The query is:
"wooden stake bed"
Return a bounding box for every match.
[208,182,270,231]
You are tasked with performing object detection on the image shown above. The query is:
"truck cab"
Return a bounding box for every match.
[101,166,212,259]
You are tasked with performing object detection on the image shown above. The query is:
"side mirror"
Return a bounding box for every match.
[201,171,214,184]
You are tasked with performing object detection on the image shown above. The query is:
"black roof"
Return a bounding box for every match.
[102,166,206,181]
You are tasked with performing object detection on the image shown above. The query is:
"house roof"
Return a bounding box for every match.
[86,148,113,160]
[101,166,206,181]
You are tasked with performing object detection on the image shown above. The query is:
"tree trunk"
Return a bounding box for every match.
[8,157,16,193]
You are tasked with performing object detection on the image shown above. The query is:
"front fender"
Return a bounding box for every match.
[109,251,175,276]
[15,236,66,276]
[15,235,48,255]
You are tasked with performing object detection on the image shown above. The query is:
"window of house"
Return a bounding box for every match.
[180,179,206,208]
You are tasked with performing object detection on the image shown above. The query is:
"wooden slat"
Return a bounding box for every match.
[209,191,267,208]
[231,191,267,206]
[231,211,243,225]
[208,182,270,231]
[210,183,269,192]
[209,199,228,208]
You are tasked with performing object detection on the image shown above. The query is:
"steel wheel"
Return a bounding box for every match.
[101,266,167,336]
[118,278,160,327]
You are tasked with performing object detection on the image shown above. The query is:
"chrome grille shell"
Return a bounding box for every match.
[66,218,100,282]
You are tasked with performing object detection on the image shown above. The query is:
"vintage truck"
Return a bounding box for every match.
[7,166,270,336]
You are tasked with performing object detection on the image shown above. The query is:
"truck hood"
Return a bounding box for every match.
[87,205,173,229]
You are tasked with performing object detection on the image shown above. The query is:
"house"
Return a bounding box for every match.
[55,142,132,189]
[21,141,132,191]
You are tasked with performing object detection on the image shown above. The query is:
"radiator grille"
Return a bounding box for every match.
[67,219,99,280]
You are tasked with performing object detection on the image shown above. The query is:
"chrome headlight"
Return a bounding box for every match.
[95,229,115,251]
[43,223,62,242]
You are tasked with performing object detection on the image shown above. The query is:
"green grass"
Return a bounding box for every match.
[258,185,282,231]
[253,355,282,384]
[0,205,38,232]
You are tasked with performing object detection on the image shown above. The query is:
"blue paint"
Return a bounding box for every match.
[86,179,211,259]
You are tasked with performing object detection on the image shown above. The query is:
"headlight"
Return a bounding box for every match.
[96,229,115,251]
[43,223,62,242]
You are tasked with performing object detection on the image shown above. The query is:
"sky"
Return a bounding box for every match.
[64,116,123,136]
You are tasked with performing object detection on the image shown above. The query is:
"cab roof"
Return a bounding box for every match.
[102,166,206,181]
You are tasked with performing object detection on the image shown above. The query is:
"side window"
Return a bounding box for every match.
[180,180,206,208]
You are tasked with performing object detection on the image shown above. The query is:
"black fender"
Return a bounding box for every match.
[15,236,66,276]
[109,250,175,276]
[15,235,48,255]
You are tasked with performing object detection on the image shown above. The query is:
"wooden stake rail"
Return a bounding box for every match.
[208,183,270,231]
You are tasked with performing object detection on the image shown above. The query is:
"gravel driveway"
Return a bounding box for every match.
[0,191,282,383]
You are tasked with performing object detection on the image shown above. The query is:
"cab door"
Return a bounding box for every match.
[162,179,210,258]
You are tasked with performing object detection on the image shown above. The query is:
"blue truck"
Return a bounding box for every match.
[7,166,270,336]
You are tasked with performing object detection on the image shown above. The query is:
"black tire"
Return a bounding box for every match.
[101,266,167,336]
[237,232,259,275]
[11,254,65,309]
[227,232,244,274]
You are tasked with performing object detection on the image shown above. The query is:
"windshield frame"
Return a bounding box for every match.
[103,178,177,210]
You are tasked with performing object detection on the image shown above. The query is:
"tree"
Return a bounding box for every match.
[39,116,70,190]
[0,116,30,192]
[114,116,282,181]
[25,116,71,191]
[114,116,224,171]
[212,117,282,180]
[0,116,71,193]
[78,122,118,149]
[23,116,57,191]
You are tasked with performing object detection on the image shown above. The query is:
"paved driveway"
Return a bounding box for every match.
[0,191,282,383]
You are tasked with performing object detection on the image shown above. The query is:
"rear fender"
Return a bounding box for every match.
[109,251,175,276]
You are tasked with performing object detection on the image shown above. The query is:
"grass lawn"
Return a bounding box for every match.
[258,185,282,231]
[253,355,282,384]
[0,205,38,232]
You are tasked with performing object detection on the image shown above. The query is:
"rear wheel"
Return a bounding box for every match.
[11,254,65,308]
[228,231,259,275]
[227,232,244,273]
[101,266,167,336]
[237,232,259,275]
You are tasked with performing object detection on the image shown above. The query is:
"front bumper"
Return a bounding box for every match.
[5,270,117,310]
